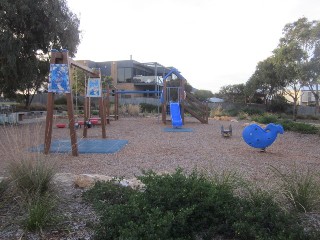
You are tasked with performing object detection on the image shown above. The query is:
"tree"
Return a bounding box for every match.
[166,79,193,101]
[193,89,213,102]
[280,17,320,115]
[217,84,246,103]
[0,0,80,107]
[246,57,284,109]
[273,42,304,120]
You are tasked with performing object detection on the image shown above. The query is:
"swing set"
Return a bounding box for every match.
[44,49,107,156]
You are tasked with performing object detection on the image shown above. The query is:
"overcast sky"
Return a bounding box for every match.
[66,0,320,93]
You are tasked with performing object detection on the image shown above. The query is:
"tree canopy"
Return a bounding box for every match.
[0,0,80,107]
[240,17,320,118]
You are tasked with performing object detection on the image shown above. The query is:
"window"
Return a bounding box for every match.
[117,68,132,83]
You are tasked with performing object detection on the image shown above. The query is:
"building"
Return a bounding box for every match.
[300,85,320,106]
[77,59,173,98]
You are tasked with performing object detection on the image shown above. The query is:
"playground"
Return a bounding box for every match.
[1,115,320,187]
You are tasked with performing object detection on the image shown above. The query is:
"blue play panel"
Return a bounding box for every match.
[31,139,128,154]
[163,128,193,132]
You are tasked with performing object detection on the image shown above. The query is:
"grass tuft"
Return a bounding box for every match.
[271,165,320,213]
[8,157,56,197]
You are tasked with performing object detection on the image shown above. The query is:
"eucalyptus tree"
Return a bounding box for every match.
[273,41,305,120]
[246,57,284,108]
[193,89,213,102]
[218,84,246,103]
[280,17,320,115]
[0,0,80,107]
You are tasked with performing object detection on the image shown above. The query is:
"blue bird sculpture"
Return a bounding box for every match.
[242,123,284,151]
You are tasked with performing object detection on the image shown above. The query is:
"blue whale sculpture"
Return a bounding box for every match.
[242,123,284,150]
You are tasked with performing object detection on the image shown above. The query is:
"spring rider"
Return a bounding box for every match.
[242,123,284,151]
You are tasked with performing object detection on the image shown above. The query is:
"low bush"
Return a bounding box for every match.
[54,96,67,105]
[224,108,240,117]
[29,103,47,111]
[279,120,319,134]
[251,113,319,134]
[84,169,309,240]
[241,107,264,116]
[251,113,279,124]
[140,103,160,113]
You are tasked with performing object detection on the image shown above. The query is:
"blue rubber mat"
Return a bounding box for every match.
[31,139,128,154]
[163,128,193,132]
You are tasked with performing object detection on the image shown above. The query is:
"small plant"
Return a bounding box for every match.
[0,178,9,204]
[237,111,249,120]
[210,105,224,117]
[25,193,57,231]
[271,166,320,212]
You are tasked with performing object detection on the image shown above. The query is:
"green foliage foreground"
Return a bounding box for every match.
[83,169,316,240]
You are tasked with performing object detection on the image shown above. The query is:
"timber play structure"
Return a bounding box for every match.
[161,68,209,126]
[44,49,108,156]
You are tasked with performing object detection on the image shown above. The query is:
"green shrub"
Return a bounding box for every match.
[91,110,99,116]
[241,107,264,116]
[251,113,279,124]
[54,96,67,105]
[29,103,47,111]
[233,189,305,240]
[271,166,320,213]
[140,103,160,113]
[279,120,319,134]
[269,95,290,113]
[225,108,240,117]
[84,169,307,240]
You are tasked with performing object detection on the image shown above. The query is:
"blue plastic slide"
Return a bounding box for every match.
[170,102,183,128]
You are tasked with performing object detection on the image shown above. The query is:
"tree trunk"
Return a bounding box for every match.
[292,98,298,121]
[315,94,319,116]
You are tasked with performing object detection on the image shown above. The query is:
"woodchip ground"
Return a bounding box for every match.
[1,116,320,187]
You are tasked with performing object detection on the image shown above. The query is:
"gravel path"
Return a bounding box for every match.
[1,116,320,184]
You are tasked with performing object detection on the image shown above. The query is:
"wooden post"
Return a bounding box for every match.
[44,50,61,154]
[180,79,185,125]
[106,84,110,124]
[98,70,107,138]
[162,80,167,124]
[115,92,119,120]
[63,50,78,156]
[83,76,89,138]
[83,95,89,138]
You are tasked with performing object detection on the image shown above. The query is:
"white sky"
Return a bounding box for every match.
[67,0,320,93]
